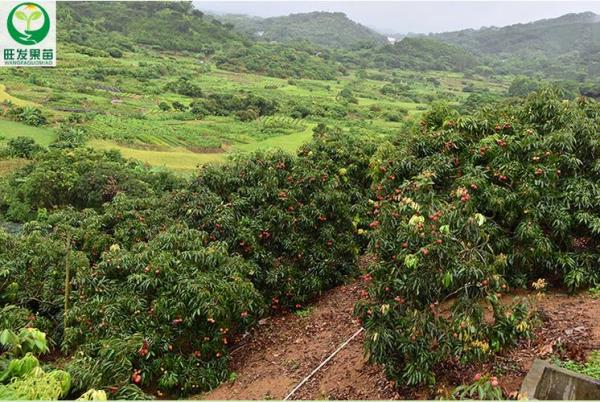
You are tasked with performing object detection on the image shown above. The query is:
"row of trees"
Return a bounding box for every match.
[0,128,373,396]
[0,90,599,398]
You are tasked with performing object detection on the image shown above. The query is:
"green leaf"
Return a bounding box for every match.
[443,271,452,288]
[15,11,27,21]
[408,214,425,226]
[474,213,486,226]
[404,254,419,269]
[0,329,19,348]
[29,11,42,21]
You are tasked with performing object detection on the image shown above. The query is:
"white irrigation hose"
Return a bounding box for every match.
[283,327,365,400]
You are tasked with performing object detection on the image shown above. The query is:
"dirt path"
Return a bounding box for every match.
[197,285,600,400]
[198,280,397,400]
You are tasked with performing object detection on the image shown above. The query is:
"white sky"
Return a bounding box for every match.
[195,1,600,34]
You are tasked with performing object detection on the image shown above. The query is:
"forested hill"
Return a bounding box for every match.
[57,2,344,80]
[431,11,600,78]
[58,1,246,54]
[433,12,599,55]
[367,37,478,72]
[216,11,387,49]
[56,2,600,81]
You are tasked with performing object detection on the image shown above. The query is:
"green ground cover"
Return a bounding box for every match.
[0,43,510,171]
[0,120,55,147]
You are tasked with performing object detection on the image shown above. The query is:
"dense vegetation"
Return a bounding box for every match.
[213,42,342,80]
[367,37,478,72]
[2,86,599,398]
[1,2,600,400]
[0,137,358,397]
[219,11,386,49]
[59,2,243,54]
[358,89,600,385]
[433,12,600,80]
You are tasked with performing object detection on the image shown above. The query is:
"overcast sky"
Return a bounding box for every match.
[195,1,600,34]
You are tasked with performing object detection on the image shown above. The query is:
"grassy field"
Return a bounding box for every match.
[90,139,224,173]
[0,45,510,172]
[233,123,315,153]
[90,124,316,173]
[0,119,55,147]
[0,84,41,108]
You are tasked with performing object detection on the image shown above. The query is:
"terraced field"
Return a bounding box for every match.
[0,45,509,172]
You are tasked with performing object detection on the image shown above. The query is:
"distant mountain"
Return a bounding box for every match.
[431,12,600,79]
[216,11,387,49]
[433,11,599,55]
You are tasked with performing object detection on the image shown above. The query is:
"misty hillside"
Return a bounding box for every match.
[217,11,387,49]
[58,2,343,80]
[57,2,600,81]
[369,37,478,72]
[428,11,600,78]
[433,12,599,55]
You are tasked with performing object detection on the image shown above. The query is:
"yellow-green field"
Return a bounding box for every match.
[0,119,55,147]
[90,124,315,173]
[90,139,225,173]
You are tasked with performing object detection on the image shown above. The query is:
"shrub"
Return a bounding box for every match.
[200,93,278,118]
[357,90,600,384]
[384,108,408,122]
[188,100,207,118]
[0,147,361,396]
[380,83,410,97]
[0,149,180,220]
[67,113,85,124]
[290,103,312,119]
[171,101,186,112]
[4,106,47,126]
[108,48,123,58]
[455,91,600,290]
[0,230,88,341]
[235,108,259,122]
[357,165,531,385]
[298,125,379,250]
[166,76,203,98]
[337,87,357,104]
[4,137,42,158]
[63,225,263,395]
[357,88,600,386]
[170,150,359,308]
[50,125,87,149]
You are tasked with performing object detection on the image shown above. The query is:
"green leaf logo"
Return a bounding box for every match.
[14,11,27,21]
[7,3,51,45]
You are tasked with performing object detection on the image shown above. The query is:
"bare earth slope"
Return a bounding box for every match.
[198,283,600,400]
